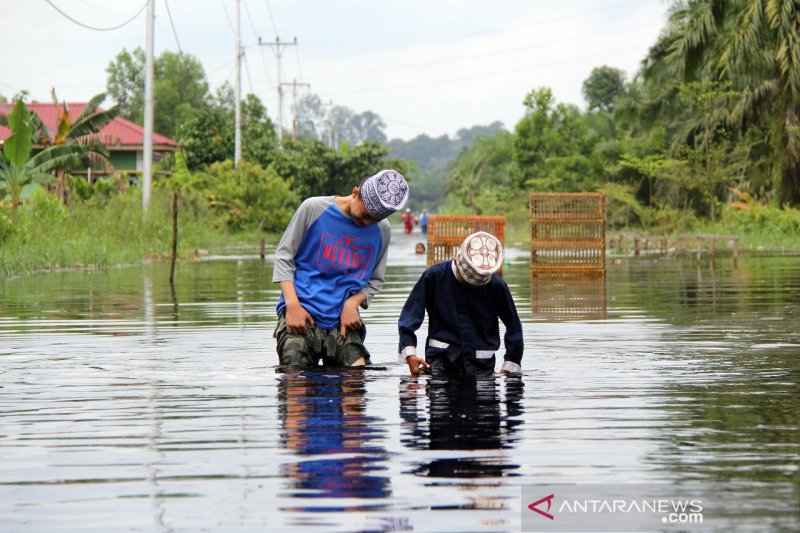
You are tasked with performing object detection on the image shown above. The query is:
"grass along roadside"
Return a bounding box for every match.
[0,188,278,276]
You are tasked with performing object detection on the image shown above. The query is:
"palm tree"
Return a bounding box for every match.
[654,0,800,206]
[35,91,120,203]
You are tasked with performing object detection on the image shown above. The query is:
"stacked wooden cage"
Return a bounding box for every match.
[426,215,506,268]
[530,193,606,277]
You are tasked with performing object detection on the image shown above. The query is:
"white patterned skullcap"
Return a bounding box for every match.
[455,231,503,286]
[359,169,409,221]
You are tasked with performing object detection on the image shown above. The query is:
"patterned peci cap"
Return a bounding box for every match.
[359,169,409,221]
[455,231,504,286]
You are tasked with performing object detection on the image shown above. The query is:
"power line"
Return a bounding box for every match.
[380,115,449,136]
[208,58,237,74]
[294,46,304,84]
[242,0,274,87]
[0,81,22,93]
[219,0,235,33]
[309,0,643,62]
[323,40,653,98]
[73,0,134,17]
[311,20,651,83]
[243,51,257,95]
[242,0,261,39]
[163,0,184,55]
[44,0,147,31]
[258,46,274,88]
[263,0,279,36]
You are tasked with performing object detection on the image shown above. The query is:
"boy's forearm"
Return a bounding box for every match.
[344,292,367,309]
[280,281,301,308]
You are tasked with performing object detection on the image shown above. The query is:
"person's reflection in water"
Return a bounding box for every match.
[400,374,524,480]
[279,370,391,513]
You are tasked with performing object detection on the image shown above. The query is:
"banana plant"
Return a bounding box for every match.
[1,100,81,211]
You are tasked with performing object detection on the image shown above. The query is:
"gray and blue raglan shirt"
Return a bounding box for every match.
[272,196,392,330]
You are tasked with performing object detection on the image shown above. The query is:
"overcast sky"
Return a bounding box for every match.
[2,0,669,140]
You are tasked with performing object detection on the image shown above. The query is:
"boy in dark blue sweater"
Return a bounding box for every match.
[398,231,524,376]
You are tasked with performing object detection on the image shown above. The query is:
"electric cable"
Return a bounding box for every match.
[44,0,147,31]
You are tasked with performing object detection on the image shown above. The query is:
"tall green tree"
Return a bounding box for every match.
[106,48,210,137]
[653,0,800,206]
[447,131,517,214]
[513,87,598,191]
[271,140,409,199]
[582,66,626,111]
[174,87,277,172]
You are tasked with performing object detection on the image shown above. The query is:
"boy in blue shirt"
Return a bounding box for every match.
[273,169,409,369]
[398,231,523,376]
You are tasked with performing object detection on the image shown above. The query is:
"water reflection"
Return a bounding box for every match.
[278,371,391,512]
[400,375,524,480]
[530,274,606,322]
[2,248,799,531]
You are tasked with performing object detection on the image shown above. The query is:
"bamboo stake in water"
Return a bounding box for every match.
[169,191,179,284]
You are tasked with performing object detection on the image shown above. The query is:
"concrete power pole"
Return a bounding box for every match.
[234,0,242,167]
[282,79,310,141]
[142,0,154,210]
[258,36,297,145]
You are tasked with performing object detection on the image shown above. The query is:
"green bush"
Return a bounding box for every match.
[23,187,67,224]
[199,160,299,232]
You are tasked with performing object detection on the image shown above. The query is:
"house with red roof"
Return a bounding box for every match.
[0,101,178,175]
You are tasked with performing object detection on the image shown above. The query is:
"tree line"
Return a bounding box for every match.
[3,0,800,242]
[440,1,800,236]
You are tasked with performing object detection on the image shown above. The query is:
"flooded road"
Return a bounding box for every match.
[1,231,798,531]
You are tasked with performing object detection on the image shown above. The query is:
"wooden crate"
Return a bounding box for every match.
[426,215,506,268]
[529,192,605,220]
[530,193,605,276]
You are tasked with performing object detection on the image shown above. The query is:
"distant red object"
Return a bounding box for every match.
[401,211,414,234]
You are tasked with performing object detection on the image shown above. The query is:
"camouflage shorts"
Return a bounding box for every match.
[273,311,371,369]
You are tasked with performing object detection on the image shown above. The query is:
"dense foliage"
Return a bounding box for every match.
[436,1,800,242]
[3,1,800,275]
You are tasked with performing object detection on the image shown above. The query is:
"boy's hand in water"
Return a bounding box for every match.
[405,355,430,375]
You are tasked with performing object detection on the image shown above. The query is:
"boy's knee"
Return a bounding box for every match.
[338,343,370,366]
[278,338,316,369]
[336,326,370,366]
[337,329,370,366]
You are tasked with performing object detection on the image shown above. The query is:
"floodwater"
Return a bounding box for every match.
[1,230,798,532]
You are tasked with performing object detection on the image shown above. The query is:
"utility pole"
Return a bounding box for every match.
[258,36,297,145]
[234,0,242,167]
[142,0,154,210]
[281,79,310,141]
[319,99,334,147]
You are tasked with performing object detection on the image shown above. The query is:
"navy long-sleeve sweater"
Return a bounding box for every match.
[397,261,524,367]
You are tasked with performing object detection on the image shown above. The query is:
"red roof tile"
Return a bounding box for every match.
[0,101,178,149]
